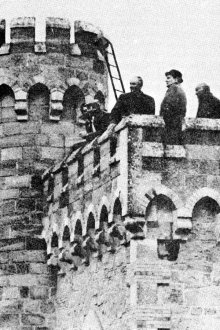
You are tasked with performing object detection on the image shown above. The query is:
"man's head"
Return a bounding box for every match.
[84,95,100,112]
[195,83,210,98]
[130,76,143,92]
[165,69,183,87]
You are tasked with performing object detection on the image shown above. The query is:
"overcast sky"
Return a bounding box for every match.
[1,0,220,116]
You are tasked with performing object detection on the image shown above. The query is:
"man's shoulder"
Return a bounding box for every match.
[141,92,155,102]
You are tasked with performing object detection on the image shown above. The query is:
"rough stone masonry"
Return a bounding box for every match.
[1,15,220,330]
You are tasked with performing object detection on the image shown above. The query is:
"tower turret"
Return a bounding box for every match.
[0,16,109,329]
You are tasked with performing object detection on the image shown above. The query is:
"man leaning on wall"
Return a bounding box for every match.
[110,76,155,124]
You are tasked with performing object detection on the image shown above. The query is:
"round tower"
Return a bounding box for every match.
[0,16,109,329]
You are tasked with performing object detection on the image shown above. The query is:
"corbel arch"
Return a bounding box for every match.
[186,187,220,218]
[144,184,183,210]
[84,204,97,235]
[97,196,110,228]
[109,189,125,223]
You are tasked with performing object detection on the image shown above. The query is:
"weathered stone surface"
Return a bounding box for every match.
[30,287,49,300]
[21,313,45,326]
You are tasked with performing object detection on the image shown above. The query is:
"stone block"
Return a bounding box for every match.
[41,147,64,160]
[2,200,16,216]
[0,189,19,200]
[29,263,48,274]
[185,175,207,191]
[35,134,49,146]
[5,175,31,188]
[40,300,55,314]
[35,42,46,53]
[9,251,46,263]
[21,313,45,326]
[0,300,23,313]
[2,287,20,300]
[186,144,220,160]
[84,151,94,167]
[142,142,164,158]
[24,299,40,314]
[3,122,21,136]
[48,135,64,148]
[0,313,20,327]
[137,282,157,305]
[8,274,53,287]
[22,147,41,161]
[1,147,22,161]
[30,287,49,300]
[0,135,35,148]
[207,175,220,189]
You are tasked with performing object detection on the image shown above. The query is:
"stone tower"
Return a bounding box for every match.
[0,16,108,329]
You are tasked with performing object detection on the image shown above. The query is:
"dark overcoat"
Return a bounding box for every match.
[197,92,220,119]
[111,91,155,124]
[160,84,187,145]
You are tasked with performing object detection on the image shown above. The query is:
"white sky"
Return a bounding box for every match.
[1,0,220,116]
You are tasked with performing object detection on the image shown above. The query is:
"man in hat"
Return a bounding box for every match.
[80,92,110,140]
[195,83,220,118]
[111,76,155,124]
[160,69,187,145]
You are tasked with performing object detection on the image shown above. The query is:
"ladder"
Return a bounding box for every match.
[96,37,125,100]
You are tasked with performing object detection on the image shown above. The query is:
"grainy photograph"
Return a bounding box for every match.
[0,0,220,329]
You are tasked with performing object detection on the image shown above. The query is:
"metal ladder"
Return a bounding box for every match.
[96,37,125,100]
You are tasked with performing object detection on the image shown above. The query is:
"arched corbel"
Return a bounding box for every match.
[50,88,64,121]
[14,89,28,121]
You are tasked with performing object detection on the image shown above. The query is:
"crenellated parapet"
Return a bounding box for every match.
[41,115,220,275]
[0,16,107,57]
[0,17,108,126]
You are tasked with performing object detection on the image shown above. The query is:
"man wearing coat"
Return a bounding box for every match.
[196,83,220,119]
[160,69,187,145]
[111,76,155,124]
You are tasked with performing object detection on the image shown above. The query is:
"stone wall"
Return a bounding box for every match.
[0,16,109,330]
[42,115,220,329]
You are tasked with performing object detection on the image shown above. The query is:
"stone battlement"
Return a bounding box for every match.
[0,17,108,58]
[41,115,220,277]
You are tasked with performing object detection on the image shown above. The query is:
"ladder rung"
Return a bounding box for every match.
[106,51,113,55]
[112,76,120,80]
[109,64,117,68]
[115,89,123,92]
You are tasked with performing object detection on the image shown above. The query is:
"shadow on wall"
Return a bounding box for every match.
[0,84,16,121]
[28,83,50,121]
[192,197,219,243]
[62,85,85,122]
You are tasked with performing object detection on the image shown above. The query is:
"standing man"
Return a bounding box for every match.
[160,70,187,145]
[111,76,155,124]
[195,83,220,118]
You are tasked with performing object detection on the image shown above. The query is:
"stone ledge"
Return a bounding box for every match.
[183,117,220,131]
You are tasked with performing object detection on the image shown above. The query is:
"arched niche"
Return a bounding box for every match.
[112,198,122,224]
[86,212,96,236]
[28,83,50,121]
[75,219,83,236]
[99,205,108,233]
[0,84,16,121]
[192,197,219,242]
[51,232,59,248]
[62,225,70,248]
[62,85,84,122]
[146,194,176,239]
